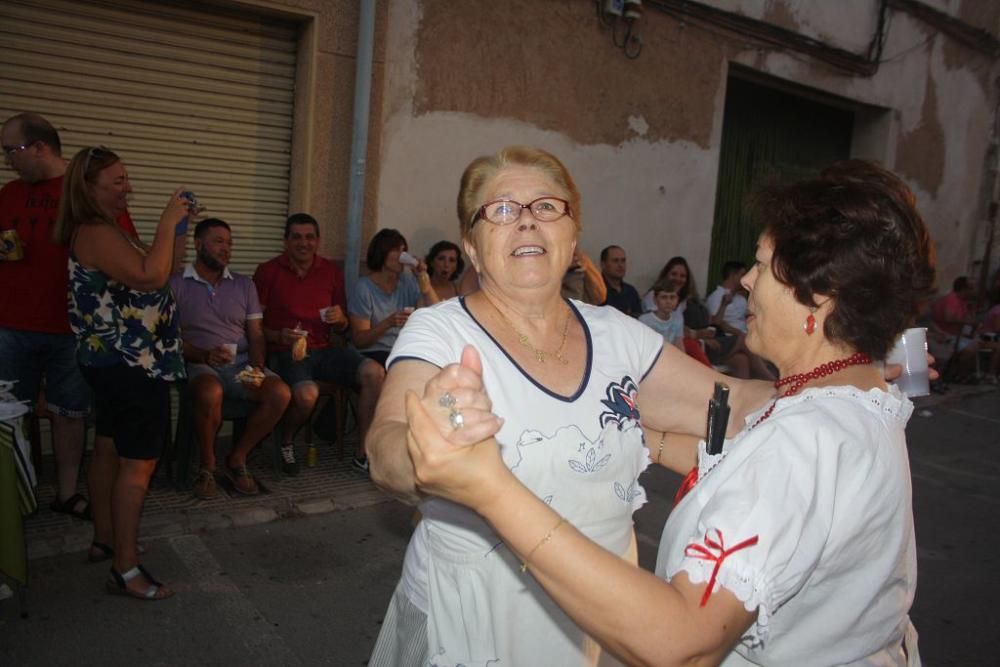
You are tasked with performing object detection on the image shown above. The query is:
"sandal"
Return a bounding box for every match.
[50,493,92,521]
[106,565,173,601]
[225,464,259,496]
[87,541,146,563]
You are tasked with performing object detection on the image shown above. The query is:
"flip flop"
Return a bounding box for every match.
[50,493,92,521]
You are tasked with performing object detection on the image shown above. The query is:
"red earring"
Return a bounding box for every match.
[804,310,817,335]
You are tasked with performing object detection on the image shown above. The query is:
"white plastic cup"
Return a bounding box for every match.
[222,343,238,363]
[887,327,930,398]
[403,306,415,314]
[398,251,419,267]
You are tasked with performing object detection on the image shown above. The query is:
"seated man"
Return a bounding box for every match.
[170,218,291,499]
[254,213,385,473]
[599,245,641,316]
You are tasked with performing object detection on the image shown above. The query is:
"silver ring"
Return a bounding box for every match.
[448,409,465,429]
[439,392,457,408]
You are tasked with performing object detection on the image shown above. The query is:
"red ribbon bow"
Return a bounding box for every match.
[684,529,759,607]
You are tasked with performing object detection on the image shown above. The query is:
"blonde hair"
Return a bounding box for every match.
[53,146,120,245]
[456,146,582,240]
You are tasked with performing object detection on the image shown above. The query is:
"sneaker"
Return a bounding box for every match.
[281,444,300,477]
[193,469,217,500]
[351,455,369,474]
[225,464,260,495]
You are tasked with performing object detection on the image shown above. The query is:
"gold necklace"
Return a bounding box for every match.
[485,295,571,365]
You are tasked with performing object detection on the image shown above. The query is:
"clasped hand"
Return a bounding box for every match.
[405,346,506,509]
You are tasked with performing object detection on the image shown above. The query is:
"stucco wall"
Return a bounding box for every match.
[374,0,999,294]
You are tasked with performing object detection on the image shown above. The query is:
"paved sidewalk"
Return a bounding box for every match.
[24,434,390,561]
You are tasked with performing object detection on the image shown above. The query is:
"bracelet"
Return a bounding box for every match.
[520,517,568,573]
[657,431,667,465]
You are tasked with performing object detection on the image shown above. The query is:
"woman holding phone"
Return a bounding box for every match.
[55,146,192,600]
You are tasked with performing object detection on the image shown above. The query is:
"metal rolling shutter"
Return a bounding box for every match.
[0,0,298,275]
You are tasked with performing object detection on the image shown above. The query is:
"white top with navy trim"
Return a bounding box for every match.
[386,297,663,665]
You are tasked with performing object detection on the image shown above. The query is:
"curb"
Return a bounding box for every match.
[26,487,393,561]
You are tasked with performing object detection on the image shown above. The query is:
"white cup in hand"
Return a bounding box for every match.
[222,343,238,363]
[398,251,419,267]
[887,327,930,397]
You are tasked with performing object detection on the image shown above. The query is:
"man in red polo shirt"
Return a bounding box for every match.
[254,213,385,473]
[0,112,138,521]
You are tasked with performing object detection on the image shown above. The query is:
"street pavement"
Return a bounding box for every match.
[1,384,997,665]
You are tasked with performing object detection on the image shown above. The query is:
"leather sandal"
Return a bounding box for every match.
[50,493,92,521]
[106,565,173,601]
[225,464,259,496]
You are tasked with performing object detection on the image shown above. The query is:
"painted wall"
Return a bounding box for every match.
[373,0,999,295]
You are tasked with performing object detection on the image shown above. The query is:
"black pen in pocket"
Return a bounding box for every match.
[706,382,731,456]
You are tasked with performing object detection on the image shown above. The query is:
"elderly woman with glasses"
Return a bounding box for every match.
[401,160,932,665]
[54,146,192,601]
[367,146,772,665]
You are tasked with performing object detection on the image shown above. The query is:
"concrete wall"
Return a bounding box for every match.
[372,0,999,295]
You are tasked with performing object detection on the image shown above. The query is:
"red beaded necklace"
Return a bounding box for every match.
[752,351,873,427]
[674,350,874,507]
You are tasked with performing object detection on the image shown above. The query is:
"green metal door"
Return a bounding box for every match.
[707,76,853,289]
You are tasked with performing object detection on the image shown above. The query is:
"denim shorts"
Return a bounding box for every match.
[80,363,169,460]
[186,353,279,401]
[0,327,90,416]
[273,346,365,389]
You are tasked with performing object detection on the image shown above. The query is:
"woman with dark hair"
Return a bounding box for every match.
[54,146,191,600]
[643,256,697,315]
[643,256,726,369]
[424,240,465,300]
[404,160,932,664]
[348,228,440,367]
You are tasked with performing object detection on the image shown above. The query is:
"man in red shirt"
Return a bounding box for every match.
[0,113,137,520]
[254,213,385,473]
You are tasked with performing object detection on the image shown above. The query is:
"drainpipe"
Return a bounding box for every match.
[344,0,377,292]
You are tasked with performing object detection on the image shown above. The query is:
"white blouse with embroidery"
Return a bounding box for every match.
[657,385,919,665]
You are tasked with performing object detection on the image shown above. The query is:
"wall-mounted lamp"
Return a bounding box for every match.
[598,0,643,59]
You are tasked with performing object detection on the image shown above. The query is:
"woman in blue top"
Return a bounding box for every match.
[54,146,190,601]
[348,228,440,366]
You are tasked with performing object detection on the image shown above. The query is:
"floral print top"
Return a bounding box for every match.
[67,242,185,381]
